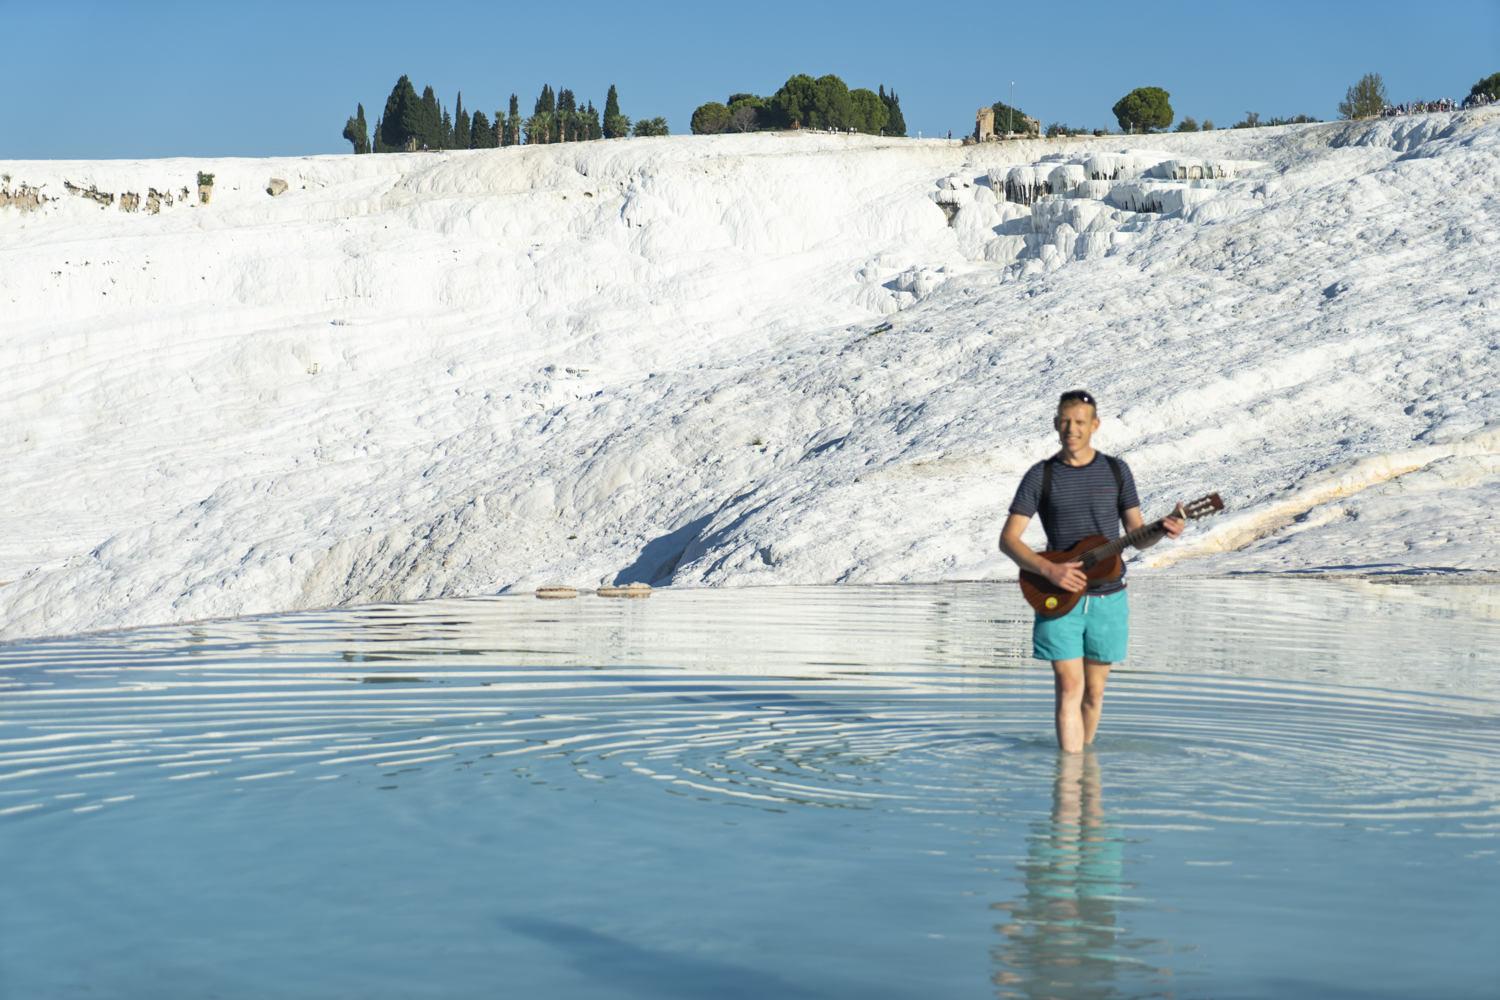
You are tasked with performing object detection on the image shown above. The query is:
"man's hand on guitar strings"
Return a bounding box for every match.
[1040,559,1089,593]
[1162,503,1186,540]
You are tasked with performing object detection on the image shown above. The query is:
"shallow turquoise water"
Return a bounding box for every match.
[1,580,1497,999]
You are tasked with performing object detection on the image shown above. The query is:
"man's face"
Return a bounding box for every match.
[1054,404,1099,451]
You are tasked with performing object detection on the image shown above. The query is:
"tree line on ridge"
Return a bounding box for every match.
[342,77,666,153]
[689,75,905,135]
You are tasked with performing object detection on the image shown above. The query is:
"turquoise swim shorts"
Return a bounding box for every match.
[1032,589,1129,663]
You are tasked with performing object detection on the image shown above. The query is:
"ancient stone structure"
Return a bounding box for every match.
[975,107,994,142]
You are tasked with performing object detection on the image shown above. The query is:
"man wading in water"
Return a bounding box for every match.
[999,390,1184,752]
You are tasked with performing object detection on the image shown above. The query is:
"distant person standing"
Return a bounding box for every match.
[999,390,1184,752]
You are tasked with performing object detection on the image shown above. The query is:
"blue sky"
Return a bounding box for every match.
[2,0,1497,159]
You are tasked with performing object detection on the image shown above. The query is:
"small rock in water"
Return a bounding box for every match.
[597,583,652,599]
[536,586,579,599]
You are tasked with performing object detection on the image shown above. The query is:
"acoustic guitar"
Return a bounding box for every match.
[1019,493,1224,619]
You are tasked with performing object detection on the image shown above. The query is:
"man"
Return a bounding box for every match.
[999,390,1183,753]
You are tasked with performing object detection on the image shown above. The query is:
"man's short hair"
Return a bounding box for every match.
[1057,389,1097,416]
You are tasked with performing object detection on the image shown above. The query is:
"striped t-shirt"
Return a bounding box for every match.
[1009,452,1141,594]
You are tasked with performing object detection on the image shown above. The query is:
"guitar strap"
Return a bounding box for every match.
[1038,454,1125,513]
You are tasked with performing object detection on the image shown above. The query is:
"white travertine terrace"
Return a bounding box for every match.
[3,111,1499,638]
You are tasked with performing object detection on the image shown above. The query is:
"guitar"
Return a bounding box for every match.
[1019,493,1224,619]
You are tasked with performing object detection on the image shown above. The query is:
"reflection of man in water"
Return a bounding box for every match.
[1000,390,1183,752]
[992,753,1167,999]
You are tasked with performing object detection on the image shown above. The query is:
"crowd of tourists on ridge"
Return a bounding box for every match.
[1381,92,1496,117]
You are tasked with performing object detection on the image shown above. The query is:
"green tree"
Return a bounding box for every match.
[532,85,556,141]
[586,101,602,140]
[1174,115,1200,132]
[379,75,423,151]
[470,110,494,148]
[849,88,888,134]
[603,85,629,138]
[633,117,669,137]
[1203,120,1215,131]
[991,99,1033,135]
[1338,72,1387,119]
[503,94,520,146]
[768,73,819,128]
[454,93,470,149]
[342,103,370,153]
[1472,72,1500,98]
[524,112,551,145]
[419,85,442,148]
[691,102,731,134]
[812,74,852,129]
[880,86,906,136]
[558,88,578,141]
[1112,87,1173,133]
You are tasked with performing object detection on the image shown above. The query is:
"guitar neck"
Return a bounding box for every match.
[1084,518,1165,564]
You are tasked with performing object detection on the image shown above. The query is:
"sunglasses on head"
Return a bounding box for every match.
[1059,390,1095,406]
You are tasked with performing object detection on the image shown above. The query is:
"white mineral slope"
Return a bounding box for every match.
[2,116,1498,639]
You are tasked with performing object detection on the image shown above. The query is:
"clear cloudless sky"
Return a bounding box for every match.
[2,0,1497,159]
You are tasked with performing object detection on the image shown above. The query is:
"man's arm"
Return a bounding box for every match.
[1121,505,1185,547]
[1000,512,1088,593]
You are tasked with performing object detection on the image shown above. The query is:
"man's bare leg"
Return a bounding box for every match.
[1051,658,1085,752]
[1081,659,1112,745]
[1052,657,1113,752]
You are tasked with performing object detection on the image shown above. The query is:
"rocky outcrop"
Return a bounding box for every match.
[267,178,289,196]
[64,181,114,206]
[0,182,50,213]
[120,192,140,212]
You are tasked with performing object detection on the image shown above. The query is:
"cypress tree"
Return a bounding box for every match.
[533,86,555,142]
[398,81,427,148]
[603,84,628,138]
[342,103,370,153]
[441,108,453,148]
[420,85,441,148]
[470,110,491,148]
[380,75,423,151]
[587,101,602,140]
[558,89,577,141]
[881,86,907,137]
[454,93,470,150]
[505,94,520,146]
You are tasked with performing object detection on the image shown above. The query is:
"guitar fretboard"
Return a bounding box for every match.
[1081,519,1166,567]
